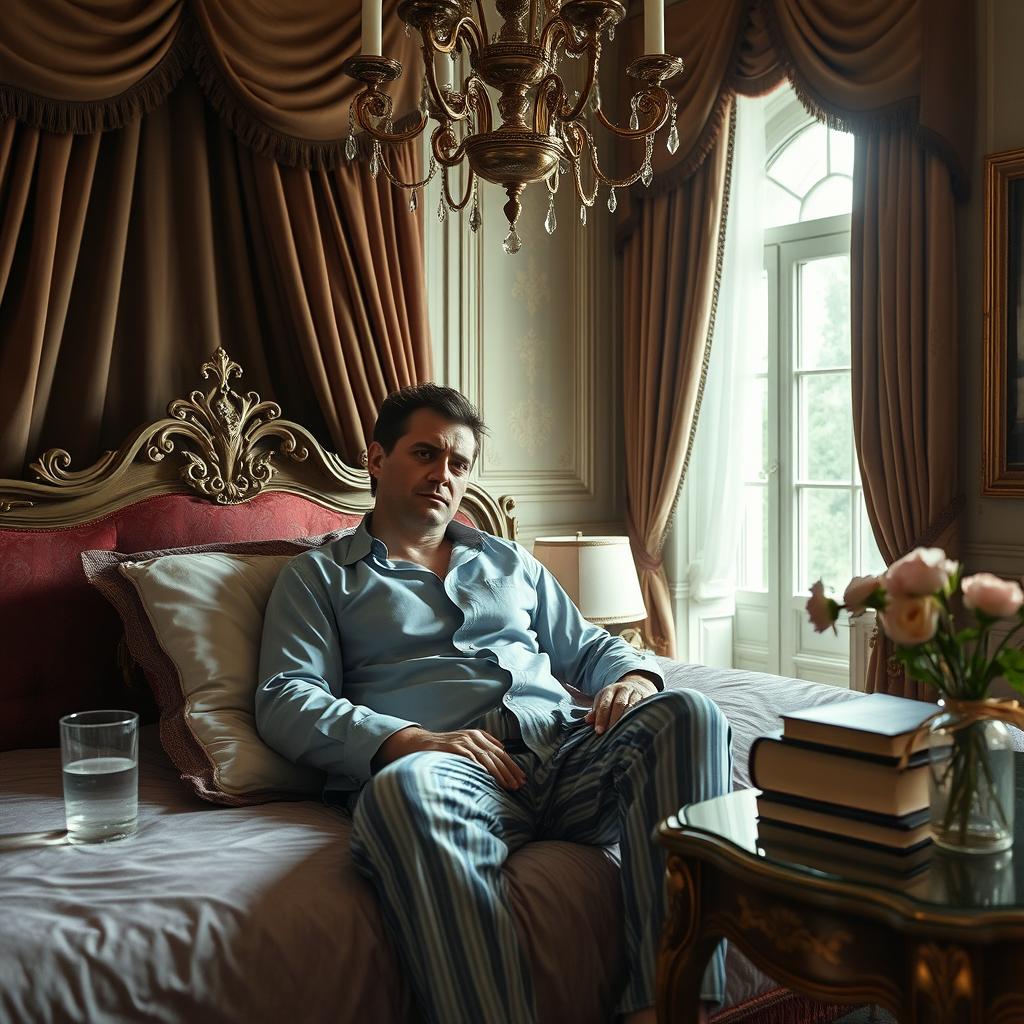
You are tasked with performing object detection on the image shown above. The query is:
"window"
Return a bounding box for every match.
[734,97,884,686]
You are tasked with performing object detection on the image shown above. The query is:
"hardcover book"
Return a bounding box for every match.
[756,793,931,849]
[749,731,930,817]
[781,693,939,758]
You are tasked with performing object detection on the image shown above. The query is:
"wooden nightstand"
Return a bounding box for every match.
[655,785,1024,1024]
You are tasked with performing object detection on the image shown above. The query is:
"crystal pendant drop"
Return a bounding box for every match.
[641,163,653,188]
[437,196,447,223]
[607,188,617,213]
[503,227,522,255]
[608,25,615,41]
[409,190,418,214]
[369,147,380,178]
[469,201,482,233]
[559,157,569,176]
[579,204,587,226]
[629,109,639,131]
[667,121,680,155]
[544,197,557,235]
[589,82,601,113]
[345,134,357,162]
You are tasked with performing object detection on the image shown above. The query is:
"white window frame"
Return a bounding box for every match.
[734,212,855,685]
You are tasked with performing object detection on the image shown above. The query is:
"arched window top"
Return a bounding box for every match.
[764,116,853,228]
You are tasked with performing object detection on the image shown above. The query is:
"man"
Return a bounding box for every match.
[256,384,730,1024]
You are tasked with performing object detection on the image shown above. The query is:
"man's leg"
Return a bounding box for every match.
[538,688,732,1017]
[349,750,537,1024]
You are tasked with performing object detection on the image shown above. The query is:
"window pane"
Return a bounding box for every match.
[741,376,768,480]
[767,122,827,199]
[828,128,854,177]
[800,372,852,482]
[739,484,768,591]
[798,255,850,369]
[801,175,853,221]
[858,497,887,577]
[800,488,852,592]
[764,180,801,229]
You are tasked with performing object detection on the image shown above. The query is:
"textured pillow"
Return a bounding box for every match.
[82,532,353,804]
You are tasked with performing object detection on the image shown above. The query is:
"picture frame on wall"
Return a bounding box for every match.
[984,146,1024,495]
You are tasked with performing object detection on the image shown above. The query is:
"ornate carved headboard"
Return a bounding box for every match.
[0,349,517,751]
[0,347,517,537]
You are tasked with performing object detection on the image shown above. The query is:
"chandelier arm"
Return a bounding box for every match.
[539,16,568,59]
[472,0,490,47]
[442,164,476,211]
[467,77,493,134]
[422,18,484,121]
[594,88,670,139]
[431,122,468,167]
[533,74,564,136]
[355,92,429,144]
[550,36,600,125]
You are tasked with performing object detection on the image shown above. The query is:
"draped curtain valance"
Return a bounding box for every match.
[619,0,972,208]
[0,0,421,168]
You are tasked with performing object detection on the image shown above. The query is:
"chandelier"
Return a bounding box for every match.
[341,0,683,254]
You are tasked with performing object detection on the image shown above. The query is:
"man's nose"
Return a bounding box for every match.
[427,459,452,484]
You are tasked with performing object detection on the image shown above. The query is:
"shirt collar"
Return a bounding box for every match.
[338,512,485,567]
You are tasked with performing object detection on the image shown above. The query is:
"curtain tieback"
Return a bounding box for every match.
[630,546,664,576]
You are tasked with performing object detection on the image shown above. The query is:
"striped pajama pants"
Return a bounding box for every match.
[349,688,732,1023]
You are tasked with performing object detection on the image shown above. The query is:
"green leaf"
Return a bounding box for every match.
[955,627,981,644]
[996,647,1024,686]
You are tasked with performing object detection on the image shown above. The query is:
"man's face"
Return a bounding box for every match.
[367,408,476,529]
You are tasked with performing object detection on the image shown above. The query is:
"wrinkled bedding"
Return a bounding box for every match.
[0,661,866,1024]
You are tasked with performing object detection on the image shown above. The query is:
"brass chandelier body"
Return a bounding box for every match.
[341,0,683,252]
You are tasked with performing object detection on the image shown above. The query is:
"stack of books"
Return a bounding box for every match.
[749,693,938,880]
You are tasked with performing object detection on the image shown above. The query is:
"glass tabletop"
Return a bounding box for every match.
[678,755,1024,913]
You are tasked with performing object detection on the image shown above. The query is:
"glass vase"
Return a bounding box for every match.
[928,709,1015,855]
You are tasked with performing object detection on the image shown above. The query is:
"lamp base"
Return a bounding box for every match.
[618,626,648,652]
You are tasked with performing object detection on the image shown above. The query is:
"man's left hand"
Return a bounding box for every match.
[585,674,659,735]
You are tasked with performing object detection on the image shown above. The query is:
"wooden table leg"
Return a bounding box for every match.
[657,856,720,1024]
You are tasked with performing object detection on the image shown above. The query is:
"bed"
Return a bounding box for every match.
[0,349,857,1023]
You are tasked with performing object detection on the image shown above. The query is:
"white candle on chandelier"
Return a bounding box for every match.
[434,48,453,91]
[361,0,383,55]
[643,0,664,55]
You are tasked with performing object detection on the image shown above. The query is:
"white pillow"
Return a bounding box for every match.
[118,553,323,800]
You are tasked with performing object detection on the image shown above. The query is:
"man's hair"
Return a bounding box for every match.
[369,383,487,494]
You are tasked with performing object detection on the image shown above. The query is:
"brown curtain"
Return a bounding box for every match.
[0,0,428,476]
[621,108,734,657]
[852,127,961,698]
[616,0,972,673]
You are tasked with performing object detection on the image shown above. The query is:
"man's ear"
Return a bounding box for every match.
[366,440,385,483]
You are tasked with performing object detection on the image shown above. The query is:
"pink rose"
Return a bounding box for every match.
[806,581,840,634]
[885,547,958,598]
[879,596,939,646]
[843,575,883,614]
[961,573,1024,618]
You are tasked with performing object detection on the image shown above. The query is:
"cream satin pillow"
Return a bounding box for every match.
[116,552,324,802]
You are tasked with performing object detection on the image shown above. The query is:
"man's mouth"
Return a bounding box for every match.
[419,494,447,506]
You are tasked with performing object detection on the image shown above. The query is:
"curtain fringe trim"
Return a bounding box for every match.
[711,988,852,1024]
[657,101,737,558]
[759,0,969,201]
[0,13,422,172]
[0,23,191,134]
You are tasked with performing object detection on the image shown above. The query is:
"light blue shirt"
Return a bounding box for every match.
[256,516,662,800]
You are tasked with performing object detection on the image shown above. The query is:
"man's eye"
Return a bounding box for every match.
[414,450,431,460]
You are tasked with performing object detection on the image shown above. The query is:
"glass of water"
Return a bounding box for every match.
[59,710,139,844]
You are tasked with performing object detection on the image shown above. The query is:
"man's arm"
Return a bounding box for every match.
[527,551,664,703]
[255,560,417,784]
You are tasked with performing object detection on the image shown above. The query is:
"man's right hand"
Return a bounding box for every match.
[372,726,527,790]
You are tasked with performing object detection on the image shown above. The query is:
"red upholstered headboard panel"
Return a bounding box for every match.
[0,493,368,752]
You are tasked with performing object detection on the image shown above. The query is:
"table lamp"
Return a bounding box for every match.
[532,533,648,647]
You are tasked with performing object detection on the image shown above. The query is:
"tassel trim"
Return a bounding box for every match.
[711,987,854,1024]
[0,19,191,134]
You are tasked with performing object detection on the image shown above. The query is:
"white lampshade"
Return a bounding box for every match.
[532,535,647,625]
